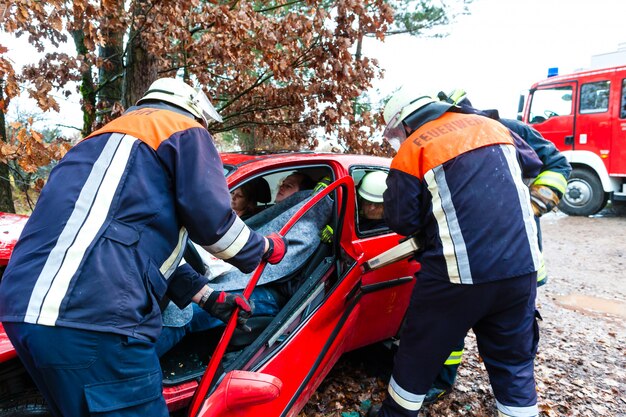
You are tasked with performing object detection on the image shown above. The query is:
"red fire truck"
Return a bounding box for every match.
[519,65,626,216]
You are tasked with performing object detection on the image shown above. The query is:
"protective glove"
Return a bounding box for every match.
[529,184,561,217]
[263,233,288,264]
[202,291,254,332]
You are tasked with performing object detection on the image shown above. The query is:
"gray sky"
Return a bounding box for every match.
[367,0,626,118]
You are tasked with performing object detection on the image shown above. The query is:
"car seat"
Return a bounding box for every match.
[249,177,271,206]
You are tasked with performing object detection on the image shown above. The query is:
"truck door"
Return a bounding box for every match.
[613,77,626,175]
[527,82,576,151]
[576,79,612,173]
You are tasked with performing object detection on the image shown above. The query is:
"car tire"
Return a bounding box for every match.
[0,394,50,417]
[558,168,607,216]
[0,360,51,417]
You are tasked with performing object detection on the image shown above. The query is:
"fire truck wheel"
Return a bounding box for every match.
[559,168,607,216]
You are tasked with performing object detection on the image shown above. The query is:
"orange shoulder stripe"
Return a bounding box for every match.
[391,113,514,179]
[85,109,203,150]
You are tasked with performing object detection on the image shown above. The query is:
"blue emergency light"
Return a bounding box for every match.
[547,67,559,77]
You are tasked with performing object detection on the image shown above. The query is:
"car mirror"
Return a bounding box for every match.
[197,370,282,414]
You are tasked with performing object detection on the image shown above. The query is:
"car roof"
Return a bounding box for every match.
[220,151,391,171]
[221,151,392,185]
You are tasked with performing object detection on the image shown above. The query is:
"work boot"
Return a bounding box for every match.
[365,403,381,417]
[423,385,449,405]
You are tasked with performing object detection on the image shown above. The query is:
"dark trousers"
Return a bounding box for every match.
[381,273,539,417]
[431,337,465,389]
[4,323,168,417]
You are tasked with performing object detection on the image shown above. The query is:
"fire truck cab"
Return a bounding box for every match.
[520,65,626,216]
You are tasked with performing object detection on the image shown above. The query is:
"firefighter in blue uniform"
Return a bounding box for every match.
[0,78,287,417]
[369,88,544,417]
[422,89,572,403]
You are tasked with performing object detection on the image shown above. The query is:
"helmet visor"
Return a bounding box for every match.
[383,112,408,151]
[192,89,223,124]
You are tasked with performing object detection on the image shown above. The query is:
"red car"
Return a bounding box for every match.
[0,152,419,417]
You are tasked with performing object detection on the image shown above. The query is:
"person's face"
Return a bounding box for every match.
[361,199,384,220]
[231,188,249,213]
[275,175,300,203]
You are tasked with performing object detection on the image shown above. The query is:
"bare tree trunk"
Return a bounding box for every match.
[124,35,158,107]
[98,0,125,118]
[0,79,16,213]
[124,1,159,108]
[70,29,97,136]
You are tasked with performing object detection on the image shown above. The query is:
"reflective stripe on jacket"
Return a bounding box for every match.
[384,111,543,284]
[0,107,265,341]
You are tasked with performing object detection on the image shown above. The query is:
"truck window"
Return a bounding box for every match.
[528,86,572,124]
[580,81,610,114]
[621,79,626,119]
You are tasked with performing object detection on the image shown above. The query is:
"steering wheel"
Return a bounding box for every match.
[544,110,558,118]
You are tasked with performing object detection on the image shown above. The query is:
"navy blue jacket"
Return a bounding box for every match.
[0,105,265,341]
[384,105,543,284]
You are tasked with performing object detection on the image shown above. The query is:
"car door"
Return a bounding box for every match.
[343,167,418,351]
[576,78,612,171]
[528,82,576,151]
[611,76,626,175]
[191,176,365,417]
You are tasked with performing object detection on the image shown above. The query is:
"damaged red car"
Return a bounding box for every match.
[0,152,420,417]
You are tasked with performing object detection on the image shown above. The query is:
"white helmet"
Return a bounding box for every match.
[358,171,388,203]
[382,88,435,151]
[137,78,223,125]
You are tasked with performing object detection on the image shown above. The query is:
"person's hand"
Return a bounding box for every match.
[202,291,254,332]
[529,184,560,217]
[263,233,288,264]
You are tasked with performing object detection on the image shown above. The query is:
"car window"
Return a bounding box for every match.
[580,80,610,114]
[231,166,333,211]
[351,167,391,237]
[528,86,573,124]
[221,173,342,371]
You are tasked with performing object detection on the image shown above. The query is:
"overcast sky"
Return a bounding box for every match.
[366,0,626,118]
[3,0,626,131]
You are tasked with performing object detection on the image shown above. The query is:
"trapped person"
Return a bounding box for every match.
[0,78,287,417]
[357,171,388,231]
[275,171,315,203]
[369,89,544,417]
[421,88,572,404]
[157,177,334,357]
[231,181,259,219]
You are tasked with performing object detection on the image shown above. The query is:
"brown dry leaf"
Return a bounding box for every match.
[31,130,43,143]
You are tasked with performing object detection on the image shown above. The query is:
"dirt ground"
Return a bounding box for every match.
[301,203,626,417]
